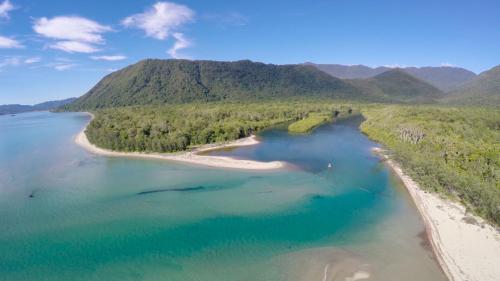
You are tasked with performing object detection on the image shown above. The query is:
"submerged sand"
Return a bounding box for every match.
[373,147,500,281]
[75,113,285,170]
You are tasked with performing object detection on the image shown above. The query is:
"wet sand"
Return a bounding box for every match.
[373,147,500,281]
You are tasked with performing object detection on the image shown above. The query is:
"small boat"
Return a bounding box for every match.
[328,162,332,168]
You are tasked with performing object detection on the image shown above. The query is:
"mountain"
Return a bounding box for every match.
[0,98,77,115]
[443,65,500,105]
[347,69,444,103]
[403,67,477,92]
[306,63,476,92]
[304,63,389,79]
[63,59,366,110]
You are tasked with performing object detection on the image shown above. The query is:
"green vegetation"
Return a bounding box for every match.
[360,105,500,224]
[61,59,467,112]
[348,69,444,103]
[62,59,364,111]
[444,65,500,105]
[288,113,332,133]
[85,101,355,152]
[83,99,499,224]
[62,58,500,224]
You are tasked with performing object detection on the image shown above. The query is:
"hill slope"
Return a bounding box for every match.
[306,63,476,92]
[0,98,77,115]
[444,65,500,105]
[348,69,444,103]
[64,59,365,110]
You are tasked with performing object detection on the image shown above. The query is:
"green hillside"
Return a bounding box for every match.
[63,59,364,110]
[348,69,444,103]
[444,65,500,105]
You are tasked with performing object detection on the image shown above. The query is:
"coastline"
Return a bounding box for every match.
[373,147,500,281]
[75,112,285,170]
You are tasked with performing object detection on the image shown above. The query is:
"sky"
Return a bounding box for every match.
[0,0,499,104]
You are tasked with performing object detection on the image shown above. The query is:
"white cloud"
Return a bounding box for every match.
[24,57,41,64]
[383,64,406,68]
[91,55,127,61]
[122,2,194,40]
[0,0,14,19]
[0,35,23,48]
[34,16,111,43]
[33,16,111,53]
[167,32,190,59]
[53,63,75,71]
[49,40,100,53]
[46,62,76,71]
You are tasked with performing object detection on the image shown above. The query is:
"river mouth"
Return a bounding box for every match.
[0,112,446,281]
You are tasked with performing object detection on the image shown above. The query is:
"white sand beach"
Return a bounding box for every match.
[75,113,285,170]
[373,147,500,281]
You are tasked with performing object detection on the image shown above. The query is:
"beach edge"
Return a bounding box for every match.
[372,147,500,281]
[75,112,286,170]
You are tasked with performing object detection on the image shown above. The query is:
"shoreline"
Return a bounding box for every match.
[373,147,500,281]
[75,113,285,170]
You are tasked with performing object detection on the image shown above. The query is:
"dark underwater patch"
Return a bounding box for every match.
[137,186,206,195]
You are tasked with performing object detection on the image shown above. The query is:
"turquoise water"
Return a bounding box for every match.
[0,112,446,281]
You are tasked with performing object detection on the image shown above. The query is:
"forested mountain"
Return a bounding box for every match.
[306,63,476,92]
[347,69,444,103]
[444,65,500,105]
[0,97,77,115]
[304,63,388,79]
[62,59,364,110]
[404,67,477,92]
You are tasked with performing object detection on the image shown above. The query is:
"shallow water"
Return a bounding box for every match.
[0,112,446,281]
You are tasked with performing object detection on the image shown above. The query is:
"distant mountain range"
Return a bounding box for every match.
[443,65,500,105]
[347,69,443,103]
[305,63,477,92]
[58,59,499,110]
[0,98,77,115]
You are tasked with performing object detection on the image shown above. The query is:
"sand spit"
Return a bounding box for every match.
[75,113,285,170]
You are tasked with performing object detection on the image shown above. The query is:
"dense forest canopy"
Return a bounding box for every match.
[62,59,364,110]
[361,105,500,224]
[85,101,355,152]
[60,59,470,111]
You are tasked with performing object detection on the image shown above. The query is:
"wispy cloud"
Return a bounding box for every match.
[122,2,194,40]
[24,57,41,64]
[123,2,194,58]
[46,61,76,71]
[50,40,100,53]
[0,0,14,20]
[33,16,111,53]
[0,56,21,68]
[0,56,40,70]
[0,35,23,48]
[167,32,190,59]
[91,55,127,61]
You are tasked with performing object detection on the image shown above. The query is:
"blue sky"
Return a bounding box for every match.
[0,0,499,104]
